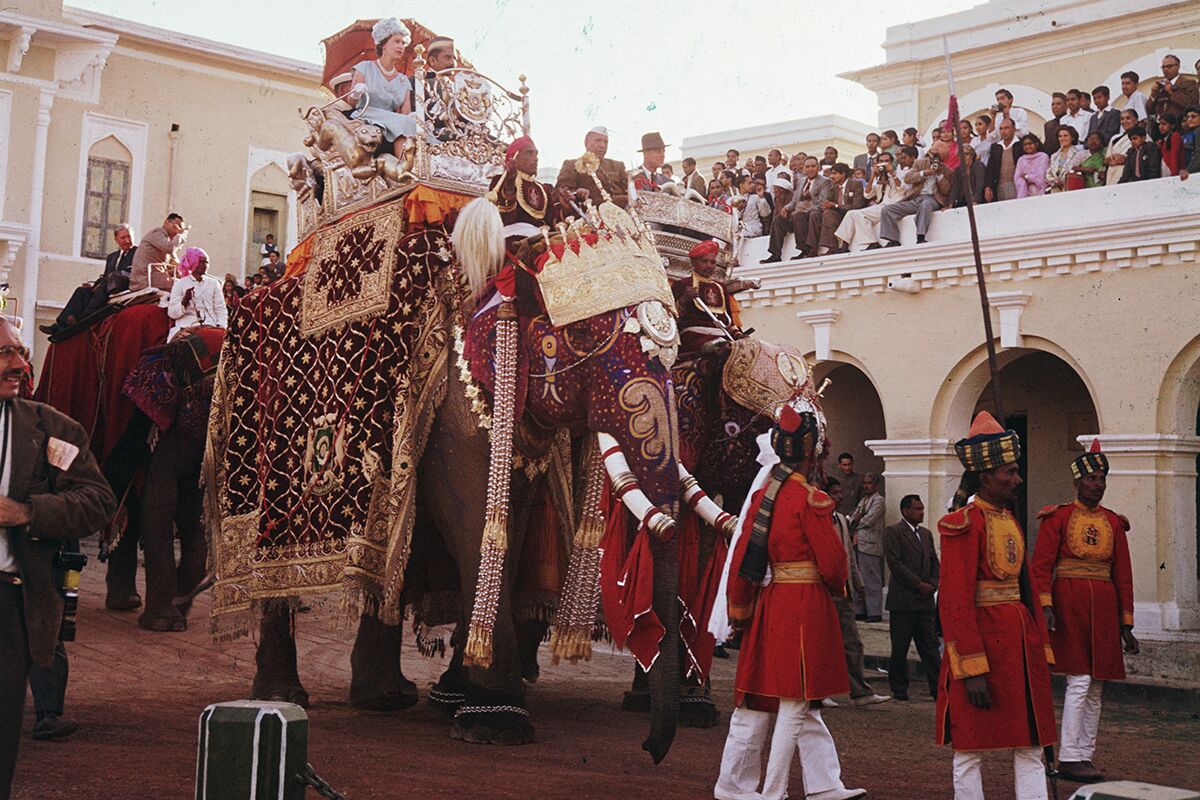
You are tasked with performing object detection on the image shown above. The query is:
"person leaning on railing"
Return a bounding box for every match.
[1045,126,1085,194]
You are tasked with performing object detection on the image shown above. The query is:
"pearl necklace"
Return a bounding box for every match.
[376,59,399,79]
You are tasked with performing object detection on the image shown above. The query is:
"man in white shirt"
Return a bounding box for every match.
[1063,89,1094,148]
[838,151,904,251]
[1114,71,1148,121]
[764,149,790,190]
[167,247,228,342]
[986,88,1030,140]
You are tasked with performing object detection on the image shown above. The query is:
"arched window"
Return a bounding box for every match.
[81,135,132,259]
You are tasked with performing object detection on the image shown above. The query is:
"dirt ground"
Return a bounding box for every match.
[12,561,1199,800]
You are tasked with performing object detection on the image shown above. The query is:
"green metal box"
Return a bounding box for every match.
[196,701,309,800]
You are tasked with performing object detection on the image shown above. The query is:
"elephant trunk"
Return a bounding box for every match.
[595,432,679,762]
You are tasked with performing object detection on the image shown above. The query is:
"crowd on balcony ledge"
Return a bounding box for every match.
[648,54,1198,262]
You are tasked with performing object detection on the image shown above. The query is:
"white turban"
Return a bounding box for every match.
[371,17,410,47]
[588,125,609,136]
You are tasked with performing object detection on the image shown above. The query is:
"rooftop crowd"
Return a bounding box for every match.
[657,54,1199,260]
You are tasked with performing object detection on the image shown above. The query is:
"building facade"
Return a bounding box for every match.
[0,0,324,363]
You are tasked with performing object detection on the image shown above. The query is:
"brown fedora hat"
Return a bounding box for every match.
[638,131,669,151]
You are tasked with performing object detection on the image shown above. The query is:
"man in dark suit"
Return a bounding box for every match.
[1119,126,1162,182]
[760,155,832,262]
[853,132,882,177]
[883,494,941,700]
[554,127,629,211]
[39,224,137,338]
[985,118,1021,202]
[812,163,868,255]
[1043,92,1068,155]
[0,319,117,799]
[1087,85,1122,146]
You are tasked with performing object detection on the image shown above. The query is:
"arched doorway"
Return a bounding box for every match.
[972,351,1098,531]
[813,359,887,493]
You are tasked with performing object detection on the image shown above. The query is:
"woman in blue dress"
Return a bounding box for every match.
[350,17,419,157]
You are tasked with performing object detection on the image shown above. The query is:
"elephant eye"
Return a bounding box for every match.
[723,421,741,438]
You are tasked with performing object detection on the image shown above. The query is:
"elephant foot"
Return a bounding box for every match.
[350,674,419,712]
[678,686,720,729]
[106,591,142,612]
[514,619,546,685]
[621,688,651,713]
[138,608,187,632]
[449,686,534,746]
[251,673,310,709]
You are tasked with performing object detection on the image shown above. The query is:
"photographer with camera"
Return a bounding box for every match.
[985,88,1029,141]
[1149,54,1198,139]
[0,319,116,800]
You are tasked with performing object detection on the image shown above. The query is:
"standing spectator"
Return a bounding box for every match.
[839,152,906,251]
[1104,109,1140,185]
[854,133,882,176]
[1119,126,1161,183]
[711,162,725,182]
[1014,133,1050,197]
[750,156,768,181]
[787,153,805,185]
[1157,115,1185,176]
[760,156,831,263]
[986,88,1029,139]
[811,163,866,255]
[724,149,740,170]
[1180,122,1200,181]
[834,452,863,516]
[1045,127,1085,193]
[1114,71,1148,121]
[985,118,1022,202]
[1149,54,1199,131]
[948,146,986,207]
[971,116,993,165]
[764,149,789,190]
[850,473,885,623]
[222,273,245,313]
[827,478,891,707]
[0,319,117,800]
[902,127,924,158]
[706,179,727,210]
[1043,93,1068,155]
[660,163,675,183]
[883,495,941,701]
[1088,86,1121,145]
[259,233,278,266]
[819,146,839,177]
[731,174,770,238]
[878,147,949,247]
[1079,132,1108,188]
[680,157,706,198]
[1062,89,1093,148]
[1181,106,1199,167]
[879,129,899,156]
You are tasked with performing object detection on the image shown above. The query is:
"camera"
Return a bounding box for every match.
[54,547,88,642]
[991,103,1003,113]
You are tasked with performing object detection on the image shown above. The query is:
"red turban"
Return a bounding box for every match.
[688,240,720,260]
[505,136,535,169]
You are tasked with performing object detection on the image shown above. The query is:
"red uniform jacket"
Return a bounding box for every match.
[1031,501,1133,680]
[935,499,1057,751]
[727,474,849,705]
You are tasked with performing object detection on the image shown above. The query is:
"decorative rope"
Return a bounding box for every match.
[464,299,519,668]
[549,435,607,664]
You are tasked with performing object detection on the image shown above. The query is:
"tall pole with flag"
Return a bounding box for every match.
[943,38,1005,425]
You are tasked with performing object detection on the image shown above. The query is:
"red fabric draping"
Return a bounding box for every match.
[599,485,664,672]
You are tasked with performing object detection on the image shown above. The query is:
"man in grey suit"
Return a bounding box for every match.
[883,494,941,701]
[878,146,950,247]
[809,163,869,256]
[853,132,882,177]
[760,156,833,263]
[850,472,885,622]
[679,157,707,199]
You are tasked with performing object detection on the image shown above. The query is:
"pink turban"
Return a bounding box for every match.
[179,247,208,277]
[504,136,535,170]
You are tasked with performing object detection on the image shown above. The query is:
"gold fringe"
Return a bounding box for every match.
[550,436,606,665]
[464,623,494,668]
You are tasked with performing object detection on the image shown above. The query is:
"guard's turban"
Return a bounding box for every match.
[505,136,534,169]
[1071,438,1109,479]
[688,240,720,260]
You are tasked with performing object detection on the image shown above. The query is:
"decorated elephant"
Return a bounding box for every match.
[209,196,701,761]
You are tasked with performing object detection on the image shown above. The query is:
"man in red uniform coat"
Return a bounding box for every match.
[937,411,1057,800]
[714,404,865,800]
[1031,440,1138,784]
[671,240,758,356]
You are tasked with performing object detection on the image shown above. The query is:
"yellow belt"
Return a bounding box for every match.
[772,560,821,584]
[1054,559,1112,582]
[975,579,1021,606]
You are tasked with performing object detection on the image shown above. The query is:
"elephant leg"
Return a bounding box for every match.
[250,599,309,708]
[104,511,142,611]
[622,663,651,712]
[513,619,547,684]
[429,635,467,717]
[173,448,207,617]
[349,614,418,711]
[138,441,186,632]
[679,676,720,729]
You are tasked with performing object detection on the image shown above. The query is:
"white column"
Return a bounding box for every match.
[865,438,957,524]
[18,87,55,348]
[796,309,839,361]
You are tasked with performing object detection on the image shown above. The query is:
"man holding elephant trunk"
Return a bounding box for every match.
[714,404,866,800]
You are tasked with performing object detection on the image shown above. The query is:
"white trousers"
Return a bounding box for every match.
[835,205,886,251]
[714,702,849,800]
[952,748,1047,800]
[1059,674,1103,762]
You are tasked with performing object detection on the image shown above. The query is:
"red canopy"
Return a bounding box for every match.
[320,18,471,95]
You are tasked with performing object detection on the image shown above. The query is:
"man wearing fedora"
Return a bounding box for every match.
[631,132,680,196]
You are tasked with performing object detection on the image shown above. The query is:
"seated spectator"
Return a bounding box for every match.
[928,124,959,171]
[1079,132,1108,188]
[879,129,899,156]
[770,172,793,218]
[40,223,137,337]
[1045,127,1085,193]
[972,116,993,164]
[731,173,770,237]
[1149,54,1199,133]
[761,156,832,263]
[811,163,866,256]
[851,166,868,187]
[1115,71,1148,121]
[839,151,906,251]
[878,146,949,247]
[1104,109,1140,185]
[706,179,727,210]
[819,146,839,177]
[985,118,1022,202]
[1182,133,1200,181]
[986,88,1029,139]
[1063,89,1093,146]
[1181,106,1199,167]
[1119,126,1161,183]
[167,247,228,342]
[1014,133,1050,197]
[1157,115,1185,176]
[1088,86,1121,145]
[1043,93,1067,155]
[948,146,986,207]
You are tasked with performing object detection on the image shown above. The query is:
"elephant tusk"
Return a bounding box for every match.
[677,464,738,541]
[596,432,676,540]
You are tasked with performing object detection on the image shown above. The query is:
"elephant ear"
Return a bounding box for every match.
[720,337,807,417]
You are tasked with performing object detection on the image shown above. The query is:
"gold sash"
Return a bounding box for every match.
[975,578,1021,606]
[772,560,821,584]
[1054,558,1112,581]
